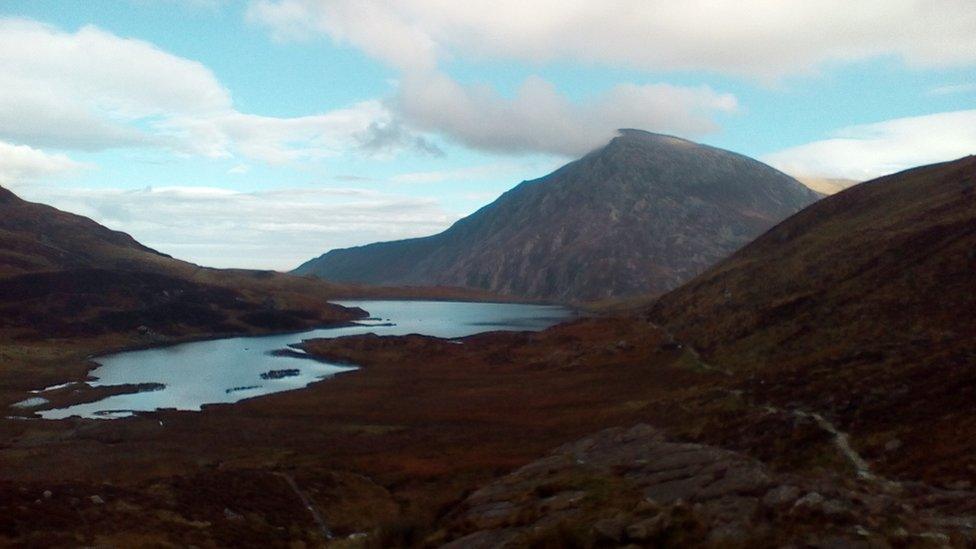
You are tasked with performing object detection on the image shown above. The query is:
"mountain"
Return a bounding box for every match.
[0,185,180,278]
[0,185,367,341]
[649,155,976,481]
[4,160,974,546]
[295,129,821,301]
[0,186,519,344]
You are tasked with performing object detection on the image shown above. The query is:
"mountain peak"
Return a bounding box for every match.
[295,135,820,301]
[588,129,723,167]
[605,128,703,151]
[614,128,696,144]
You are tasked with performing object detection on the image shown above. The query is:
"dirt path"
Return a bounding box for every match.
[276,472,333,540]
[656,321,893,488]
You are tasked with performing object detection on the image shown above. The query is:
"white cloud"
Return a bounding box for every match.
[0,18,429,164]
[0,141,88,185]
[160,101,398,163]
[247,0,439,72]
[16,185,460,270]
[396,73,737,156]
[247,2,744,156]
[0,18,229,150]
[246,0,976,79]
[763,110,976,180]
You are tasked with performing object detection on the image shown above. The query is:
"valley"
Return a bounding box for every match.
[14,300,571,419]
[2,147,974,547]
[4,4,976,547]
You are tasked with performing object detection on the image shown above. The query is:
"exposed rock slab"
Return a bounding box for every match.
[440,424,976,547]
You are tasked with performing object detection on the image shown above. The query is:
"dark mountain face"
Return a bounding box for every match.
[295,129,820,301]
[651,155,976,356]
[649,156,976,480]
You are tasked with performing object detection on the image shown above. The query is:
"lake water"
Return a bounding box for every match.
[33,300,572,420]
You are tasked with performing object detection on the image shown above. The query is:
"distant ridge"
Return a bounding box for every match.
[296,129,820,301]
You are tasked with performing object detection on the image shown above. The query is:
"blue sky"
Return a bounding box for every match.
[0,1,974,269]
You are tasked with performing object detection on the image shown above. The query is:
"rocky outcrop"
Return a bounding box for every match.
[439,425,976,547]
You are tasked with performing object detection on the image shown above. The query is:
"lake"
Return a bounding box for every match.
[31,300,572,420]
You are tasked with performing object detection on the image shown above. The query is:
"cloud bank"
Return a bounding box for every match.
[395,74,737,156]
[17,185,459,269]
[764,110,976,181]
[247,0,976,78]
[0,18,429,164]
[0,141,88,185]
[247,1,759,156]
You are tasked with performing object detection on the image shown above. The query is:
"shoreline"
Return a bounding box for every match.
[76,298,578,362]
[3,319,365,419]
[6,300,577,420]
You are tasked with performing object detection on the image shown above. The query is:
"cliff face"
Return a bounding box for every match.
[296,129,820,301]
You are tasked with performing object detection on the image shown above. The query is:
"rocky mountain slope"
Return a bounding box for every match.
[295,129,820,301]
[650,155,976,482]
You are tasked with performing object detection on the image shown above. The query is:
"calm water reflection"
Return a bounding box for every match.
[37,300,572,419]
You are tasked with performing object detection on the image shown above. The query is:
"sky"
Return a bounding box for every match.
[0,1,974,270]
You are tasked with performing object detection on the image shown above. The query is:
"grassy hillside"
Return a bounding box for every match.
[650,156,976,481]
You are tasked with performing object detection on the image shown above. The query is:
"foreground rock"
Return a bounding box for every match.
[439,425,976,547]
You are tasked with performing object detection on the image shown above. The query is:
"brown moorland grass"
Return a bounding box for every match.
[650,156,976,483]
[0,318,739,546]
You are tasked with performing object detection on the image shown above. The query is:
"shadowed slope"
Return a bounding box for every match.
[0,186,369,342]
[0,186,179,278]
[650,155,976,481]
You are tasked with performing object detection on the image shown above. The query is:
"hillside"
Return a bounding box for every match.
[295,130,820,301]
[3,160,975,546]
[0,185,374,342]
[0,185,180,278]
[650,155,976,481]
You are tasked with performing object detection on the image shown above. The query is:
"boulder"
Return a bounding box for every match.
[763,485,801,509]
